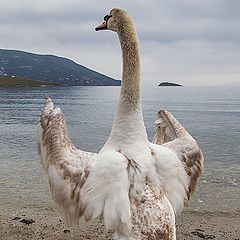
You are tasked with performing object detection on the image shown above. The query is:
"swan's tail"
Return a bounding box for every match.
[81,151,132,236]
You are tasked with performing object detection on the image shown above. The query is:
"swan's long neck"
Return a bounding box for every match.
[103,17,148,150]
[118,22,141,110]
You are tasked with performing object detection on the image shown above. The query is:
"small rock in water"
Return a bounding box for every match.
[191,229,215,239]
[19,218,35,225]
[191,229,205,238]
[11,217,35,225]
[204,236,216,240]
[11,217,22,221]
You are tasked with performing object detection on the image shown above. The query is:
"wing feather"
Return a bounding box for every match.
[152,110,204,212]
[38,97,95,224]
[131,185,176,239]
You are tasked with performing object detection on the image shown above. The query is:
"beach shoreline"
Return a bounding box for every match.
[1,208,239,240]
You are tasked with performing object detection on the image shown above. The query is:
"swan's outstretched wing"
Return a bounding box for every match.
[38,97,95,223]
[151,110,204,213]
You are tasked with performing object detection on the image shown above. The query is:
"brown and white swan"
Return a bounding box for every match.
[38,8,204,240]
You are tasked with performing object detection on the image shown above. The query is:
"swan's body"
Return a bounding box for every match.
[81,9,158,237]
[38,8,204,240]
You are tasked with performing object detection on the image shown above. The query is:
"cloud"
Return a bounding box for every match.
[0,0,239,86]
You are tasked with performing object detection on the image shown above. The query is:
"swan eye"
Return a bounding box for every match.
[104,14,112,22]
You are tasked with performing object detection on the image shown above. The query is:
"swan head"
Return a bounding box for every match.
[95,8,131,33]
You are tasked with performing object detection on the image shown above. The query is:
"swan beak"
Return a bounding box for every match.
[95,21,107,31]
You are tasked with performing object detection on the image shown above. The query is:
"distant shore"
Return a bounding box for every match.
[1,207,239,239]
[0,77,62,87]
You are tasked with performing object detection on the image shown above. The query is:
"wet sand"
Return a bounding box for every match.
[1,208,239,240]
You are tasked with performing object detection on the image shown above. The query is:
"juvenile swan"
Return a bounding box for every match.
[38,8,204,240]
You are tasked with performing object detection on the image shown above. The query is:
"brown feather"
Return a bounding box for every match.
[131,185,176,239]
[38,97,94,224]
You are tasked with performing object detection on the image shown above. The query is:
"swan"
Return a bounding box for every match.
[38,8,204,240]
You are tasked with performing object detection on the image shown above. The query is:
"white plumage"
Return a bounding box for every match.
[81,151,131,232]
[38,8,204,240]
[150,143,189,214]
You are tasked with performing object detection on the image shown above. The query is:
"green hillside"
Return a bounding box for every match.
[0,76,62,87]
[0,49,121,86]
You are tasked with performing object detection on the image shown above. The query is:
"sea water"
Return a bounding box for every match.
[0,86,239,216]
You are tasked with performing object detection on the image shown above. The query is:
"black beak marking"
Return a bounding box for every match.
[104,14,112,22]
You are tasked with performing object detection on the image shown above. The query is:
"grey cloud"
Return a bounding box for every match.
[139,21,240,44]
[135,0,240,45]
[0,0,239,86]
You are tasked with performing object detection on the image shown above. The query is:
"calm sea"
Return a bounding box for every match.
[0,86,239,216]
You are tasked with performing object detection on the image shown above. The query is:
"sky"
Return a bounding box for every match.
[0,0,240,86]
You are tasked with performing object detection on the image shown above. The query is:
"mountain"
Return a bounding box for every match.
[0,49,121,86]
[158,82,183,87]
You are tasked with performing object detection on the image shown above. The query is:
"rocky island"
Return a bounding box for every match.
[158,82,183,87]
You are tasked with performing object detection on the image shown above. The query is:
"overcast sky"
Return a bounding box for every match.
[0,0,240,86]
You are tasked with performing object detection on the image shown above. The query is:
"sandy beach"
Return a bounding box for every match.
[1,206,239,240]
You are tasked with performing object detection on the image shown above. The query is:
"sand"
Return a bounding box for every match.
[1,208,239,240]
